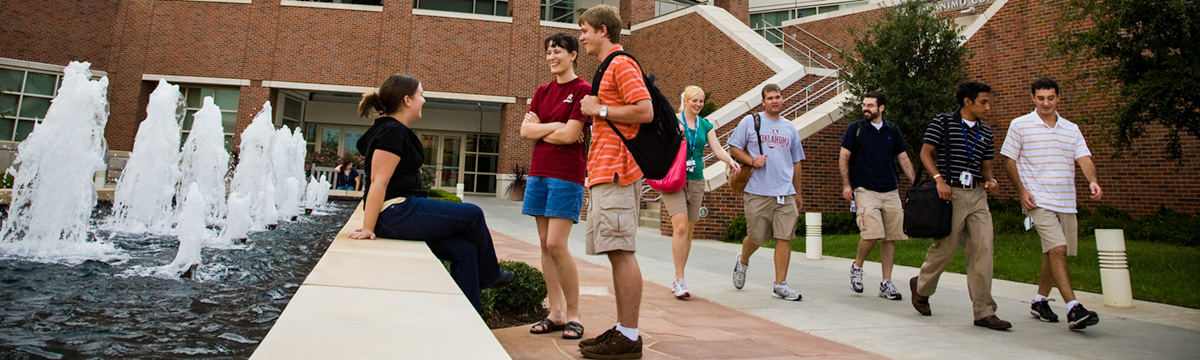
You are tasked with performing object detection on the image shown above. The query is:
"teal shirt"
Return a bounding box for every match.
[679,114,714,180]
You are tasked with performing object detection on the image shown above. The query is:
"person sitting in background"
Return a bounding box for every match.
[333,156,360,191]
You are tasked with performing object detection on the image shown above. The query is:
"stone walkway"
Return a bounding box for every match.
[473,195,1200,359]
[490,231,880,360]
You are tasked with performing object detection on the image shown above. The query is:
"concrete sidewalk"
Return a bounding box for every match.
[471,195,1200,359]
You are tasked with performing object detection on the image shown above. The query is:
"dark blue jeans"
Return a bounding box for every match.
[374,197,503,313]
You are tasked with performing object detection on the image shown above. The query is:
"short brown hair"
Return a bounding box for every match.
[578,4,622,44]
[761,83,781,98]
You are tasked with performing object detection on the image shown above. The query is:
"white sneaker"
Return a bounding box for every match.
[773,281,802,301]
[732,253,748,289]
[879,280,902,300]
[672,278,690,299]
[850,263,864,293]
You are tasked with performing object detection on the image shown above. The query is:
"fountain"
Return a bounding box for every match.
[168,183,205,278]
[108,79,183,234]
[0,62,119,264]
[179,97,231,226]
[228,103,276,230]
[304,176,320,215]
[0,62,355,358]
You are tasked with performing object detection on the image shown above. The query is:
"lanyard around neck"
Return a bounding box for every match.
[681,114,699,154]
[961,121,980,162]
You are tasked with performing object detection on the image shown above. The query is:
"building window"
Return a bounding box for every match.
[463,133,499,194]
[750,9,796,44]
[318,125,366,157]
[282,95,304,134]
[291,0,382,4]
[416,0,508,17]
[0,67,61,142]
[182,86,240,152]
[541,0,574,23]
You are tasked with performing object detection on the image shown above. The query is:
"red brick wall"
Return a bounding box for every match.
[962,0,1200,215]
[0,0,120,70]
[714,0,751,25]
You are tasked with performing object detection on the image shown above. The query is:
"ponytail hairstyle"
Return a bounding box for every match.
[358,73,420,118]
[679,85,705,113]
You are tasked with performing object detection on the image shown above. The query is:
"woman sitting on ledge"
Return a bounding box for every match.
[347,74,513,313]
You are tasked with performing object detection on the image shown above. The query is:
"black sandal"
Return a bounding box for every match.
[530,318,566,334]
[562,321,584,340]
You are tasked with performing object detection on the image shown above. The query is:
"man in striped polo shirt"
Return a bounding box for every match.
[576,4,653,359]
[911,82,1012,330]
[1001,77,1103,330]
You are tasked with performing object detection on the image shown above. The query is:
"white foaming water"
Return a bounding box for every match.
[108,79,182,234]
[0,62,122,264]
[262,182,278,227]
[179,97,230,226]
[168,183,205,277]
[290,128,307,196]
[220,193,250,243]
[317,175,331,209]
[270,126,292,211]
[228,103,275,229]
[304,176,319,211]
[280,177,301,221]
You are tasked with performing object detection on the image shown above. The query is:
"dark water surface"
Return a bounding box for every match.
[0,201,354,359]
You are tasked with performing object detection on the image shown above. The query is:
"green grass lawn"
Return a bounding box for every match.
[759,233,1200,309]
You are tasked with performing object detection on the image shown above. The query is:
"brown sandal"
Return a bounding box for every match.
[562,321,584,340]
[530,318,566,334]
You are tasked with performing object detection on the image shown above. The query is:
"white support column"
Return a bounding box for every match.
[1096,229,1134,308]
[805,212,822,260]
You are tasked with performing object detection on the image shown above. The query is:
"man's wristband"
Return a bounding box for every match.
[987,178,998,183]
[932,174,942,179]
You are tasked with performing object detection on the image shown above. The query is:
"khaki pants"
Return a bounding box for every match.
[915,187,998,320]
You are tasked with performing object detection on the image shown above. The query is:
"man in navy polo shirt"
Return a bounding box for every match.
[839,91,915,300]
[911,82,1011,331]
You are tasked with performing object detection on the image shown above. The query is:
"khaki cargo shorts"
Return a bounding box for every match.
[662,179,705,222]
[855,188,909,241]
[743,193,799,245]
[1028,207,1078,256]
[585,180,641,255]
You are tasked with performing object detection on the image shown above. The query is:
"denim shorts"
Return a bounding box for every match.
[521,176,584,223]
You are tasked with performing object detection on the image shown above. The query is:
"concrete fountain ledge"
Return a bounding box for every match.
[251,200,511,359]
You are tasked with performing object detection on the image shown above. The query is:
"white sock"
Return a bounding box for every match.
[851,263,861,270]
[615,324,639,341]
[1034,294,1048,303]
[1066,300,1080,311]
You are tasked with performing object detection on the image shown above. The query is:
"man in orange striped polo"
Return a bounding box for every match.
[575,4,653,359]
[1001,77,1103,331]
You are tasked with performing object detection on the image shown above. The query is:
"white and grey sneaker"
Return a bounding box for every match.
[850,263,864,293]
[773,281,802,301]
[732,253,748,289]
[672,278,691,299]
[879,280,902,300]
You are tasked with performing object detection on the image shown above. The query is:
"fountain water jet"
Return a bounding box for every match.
[228,103,276,230]
[108,79,182,234]
[179,97,230,226]
[169,183,206,278]
[0,62,120,264]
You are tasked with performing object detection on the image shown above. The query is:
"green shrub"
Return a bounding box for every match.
[988,198,1027,234]
[0,173,12,189]
[812,211,860,235]
[1137,205,1200,247]
[428,189,462,203]
[481,260,547,317]
[724,214,746,242]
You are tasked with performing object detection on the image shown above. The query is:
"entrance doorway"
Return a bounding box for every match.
[417,131,499,194]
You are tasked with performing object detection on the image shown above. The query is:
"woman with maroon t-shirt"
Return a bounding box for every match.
[519,32,590,340]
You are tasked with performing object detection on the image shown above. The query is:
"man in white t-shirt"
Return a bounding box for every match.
[1001,77,1103,330]
[727,84,806,301]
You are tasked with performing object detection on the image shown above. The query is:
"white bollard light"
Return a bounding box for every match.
[1096,229,1134,308]
[456,183,465,200]
[805,212,822,260]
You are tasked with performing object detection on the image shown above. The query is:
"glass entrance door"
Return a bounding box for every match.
[417,132,465,192]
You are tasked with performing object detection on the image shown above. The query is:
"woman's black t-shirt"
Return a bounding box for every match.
[356,117,426,200]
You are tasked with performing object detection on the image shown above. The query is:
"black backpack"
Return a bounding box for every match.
[590,51,683,180]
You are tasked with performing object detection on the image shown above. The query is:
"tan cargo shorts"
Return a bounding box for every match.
[743,193,799,245]
[855,188,909,241]
[662,179,705,222]
[1028,207,1078,256]
[585,180,641,255]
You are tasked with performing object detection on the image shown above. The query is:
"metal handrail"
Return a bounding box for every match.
[758,21,841,70]
[790,24,864,65]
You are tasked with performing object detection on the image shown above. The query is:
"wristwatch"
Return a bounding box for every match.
[599,105,608,119]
